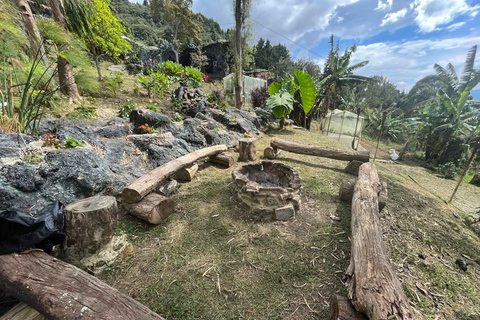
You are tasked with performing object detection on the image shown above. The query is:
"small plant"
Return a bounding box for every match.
[159,61,184,79]
[244,132,252,138]
[137,75,157,98]
[24,152,43,164]
[202,73,212,83]
[118,102,136,118]
[173,113,183,122]
[183,66,203,88]
[145,105,159,112]
[139,123,157,134]
[437,162,458,180]
[63,137,86,149]
[69,104,97,119]
[87,96,96,103]
[104,73,124,97]
[170,97,183,111]
[207,91,227,111]
[42,134,61,148]
[250,86,269,109]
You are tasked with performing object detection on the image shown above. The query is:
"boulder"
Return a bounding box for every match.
[129,108,177,133]
[146,138,192,167]
[0,162,43,192]
[0,133,36,148]
[177,118,207,148]
[471,173,480,187]
[56,123,99,146]
[95,124,131,139]
[254,108,276,126]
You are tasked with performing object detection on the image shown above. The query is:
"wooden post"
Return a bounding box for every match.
[238,138,257,161]
[346,163,414,320]
[373,111,387,162]
[63,196,118,257]
[448,138,480,203]
[0,251,166,320]
[352,108,361,150]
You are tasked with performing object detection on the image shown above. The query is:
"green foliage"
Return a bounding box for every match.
[365,108,412,142]
[436,162,458,180]
[64,137,86,148]
[104,73,124,96]
[69,104,98,119]
[254,38,290,70]
[266,90,294,119]
[160,61,184,78]
[24,152,43,164]
[355,75,401,110]
[0,0,27,61]
[137,75,157,98]
[170,97,182,110]
[118,102,137,117]
[145,104,159,112]
[75,67,101,96]
[183,66,202,88]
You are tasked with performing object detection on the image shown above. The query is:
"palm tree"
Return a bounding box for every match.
[319,35,370,119]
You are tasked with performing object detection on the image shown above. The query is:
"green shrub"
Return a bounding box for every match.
[104,73,124,97]
[145,105,159,112]
[118,102,136,118]
[170,97,182,111]
[437,162,458,180]
[183,66,202,88]
[24,152,43,164]
[69,105,97,119]
[64,137,86,149]
[159,61,184,78]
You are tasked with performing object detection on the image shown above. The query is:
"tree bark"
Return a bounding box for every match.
[346,163,415,320]
[339,177,387,212]
[234,0,243,109]
[94,52,102,81]
[238,138,257,161]
[209,151,239,167]
[122,145,227,203]
[175,163,198,182]
[271,138,370,162]
[63,196,118,257]
[0,251,166,320]
[345,160,363,176]
[123,193,174,224]
[156,178,180,197]
[49,0,80,103]
[329,295,367,320]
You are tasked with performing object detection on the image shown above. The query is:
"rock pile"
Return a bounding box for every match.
[0,104,276,213]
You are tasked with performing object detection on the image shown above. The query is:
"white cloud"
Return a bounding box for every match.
[381,8,408,26]
[350,36,480,92]
[413,0,479,32]
[375,0,393,11]
[446,22,466,31]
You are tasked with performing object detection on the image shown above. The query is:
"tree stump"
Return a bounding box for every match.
[175,163,198,182]
[263,147,279,159]
[329,295,367,320]
[64,196,118,257]
[238,138,257,162]
[123,193,174,224]
[209,151,239,167]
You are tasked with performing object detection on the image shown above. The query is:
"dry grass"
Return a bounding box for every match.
[0,115,20,133]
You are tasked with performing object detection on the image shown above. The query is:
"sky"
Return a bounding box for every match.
[133,0,480,98]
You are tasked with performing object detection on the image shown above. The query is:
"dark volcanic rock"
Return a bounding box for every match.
[254,107,276,126]
[95,124,131,138]
[130,108,177,133]
[177,118,207,148]
[39,148,112,204]
[147,139,192,167]
[56,123,99,146]
[0,162,43,192]
[210,108,260,134]
[470,173,480,187]
[0,133,36,148]
[0,147,21,159]
[37,117,58,136]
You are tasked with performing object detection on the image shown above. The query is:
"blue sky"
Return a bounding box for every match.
[134,0,480,97]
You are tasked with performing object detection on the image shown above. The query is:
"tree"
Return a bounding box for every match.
[150,0,200,63]
[293,58,321,78]
[49,0,81,104]
[83,0,131,80]
[233,0,251,109]
[398,75,445,115]
[320,35,370,119]
[358,75,400,110]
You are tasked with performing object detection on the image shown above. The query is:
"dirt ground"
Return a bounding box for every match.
[99,126,480,320]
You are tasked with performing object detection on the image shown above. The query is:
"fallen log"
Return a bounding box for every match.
[346,163,414,320]
[238,138,257,161]
[122,144,227,203]
[344,160,363,175]
[329,295,367,320]
[64,196,118,257]
[175,163,198,182]
[270,138,370,162]
[339,178,388,212]
[209,151,238,167]
[123,193,174,224]
[0,251,166,320]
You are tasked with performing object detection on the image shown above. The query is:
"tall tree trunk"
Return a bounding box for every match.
[234,0,243,109]
[49,0,80,104]
[16,0,55,84]
[94,52,102,81]
[173,25,179,64]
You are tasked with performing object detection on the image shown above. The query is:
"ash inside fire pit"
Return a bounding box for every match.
[232,161,302,221]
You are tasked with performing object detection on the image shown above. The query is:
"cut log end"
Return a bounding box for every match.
[263,146,279,159]
[123,193,174,224]
[209,151,239,167]
[175,163,198,182]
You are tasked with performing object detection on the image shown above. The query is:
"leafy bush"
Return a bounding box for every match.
[118,102,136,118]
[69,105,97,119]
[266,90,294,129]
[145,105,159,112]
[24,152,43,164]
[183,66,202,88]
[250,86,269,108]
[64,137,86,149]
[159,61,184,78]
[104,73,124,97]
[207,92,227,111]
[436,162,458,180]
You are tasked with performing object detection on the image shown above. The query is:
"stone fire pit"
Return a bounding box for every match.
[232,161,302,220]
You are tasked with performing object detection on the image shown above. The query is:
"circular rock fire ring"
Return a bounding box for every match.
[232,161,302,221]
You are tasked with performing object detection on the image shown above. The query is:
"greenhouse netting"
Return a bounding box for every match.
[223,73,267,105]
[321,109,365,148]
